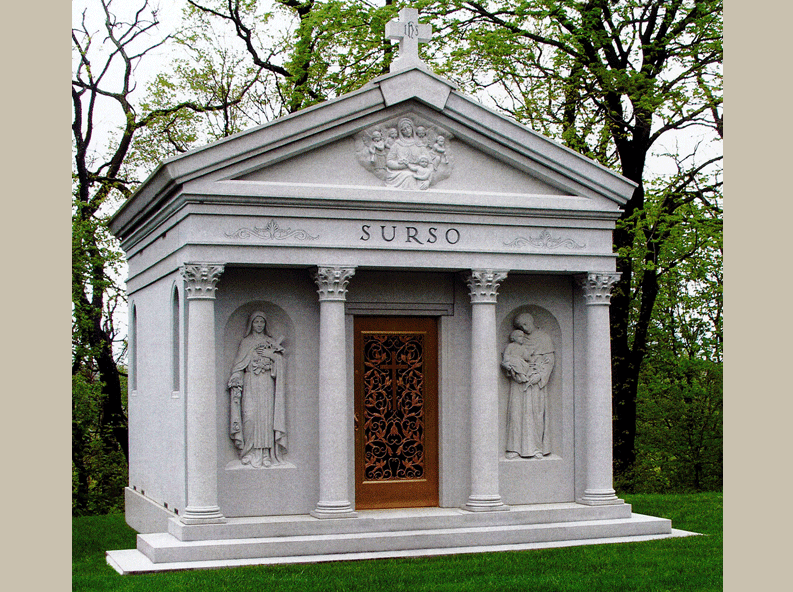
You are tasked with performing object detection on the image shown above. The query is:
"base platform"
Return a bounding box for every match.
[107,503,692,575]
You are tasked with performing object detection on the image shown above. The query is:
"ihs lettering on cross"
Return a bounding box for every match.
[385,7,432,72]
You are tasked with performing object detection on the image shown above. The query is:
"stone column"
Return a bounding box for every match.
[463,270,510,512]
[311,266,358,519]
[577,272,622,505]
[180,263,226,524]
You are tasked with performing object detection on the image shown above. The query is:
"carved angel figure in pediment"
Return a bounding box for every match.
[355,116,454,190]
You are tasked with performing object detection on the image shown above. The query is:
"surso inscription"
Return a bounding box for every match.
[360,224,461,246]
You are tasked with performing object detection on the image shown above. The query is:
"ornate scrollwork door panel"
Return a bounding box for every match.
[354,316,439,509]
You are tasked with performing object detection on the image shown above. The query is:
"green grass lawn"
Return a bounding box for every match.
[73,492,722,591]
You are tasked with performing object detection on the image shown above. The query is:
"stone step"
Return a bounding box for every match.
[168,502,634,542]
[139,513,671,565]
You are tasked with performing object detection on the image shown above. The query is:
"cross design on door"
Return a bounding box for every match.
[361,333,426,480]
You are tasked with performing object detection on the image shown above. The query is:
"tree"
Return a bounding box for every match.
[629,173,722,492]
[419,0,723,477]
[72,0,250,513]
[123,0,405,167]
[182,0,400,116]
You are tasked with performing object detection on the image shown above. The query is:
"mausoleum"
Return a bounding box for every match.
[106,8,678,574]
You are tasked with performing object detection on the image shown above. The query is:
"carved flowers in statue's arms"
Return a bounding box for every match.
[255,344,278,359]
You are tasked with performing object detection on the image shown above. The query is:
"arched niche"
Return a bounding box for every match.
[221,301,296,469]
[498,304,563,459]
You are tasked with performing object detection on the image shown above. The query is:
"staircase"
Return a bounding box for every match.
[107,503,684,574]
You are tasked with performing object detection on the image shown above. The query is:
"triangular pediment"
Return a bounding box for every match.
[111,68,634,241]
[232,112,567,197]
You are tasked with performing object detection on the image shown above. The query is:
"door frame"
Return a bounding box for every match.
[353,316,439,509]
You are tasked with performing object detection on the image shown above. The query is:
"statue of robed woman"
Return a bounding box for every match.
[228,311,287,467]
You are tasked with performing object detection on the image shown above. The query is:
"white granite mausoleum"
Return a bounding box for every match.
[106,9,677,574]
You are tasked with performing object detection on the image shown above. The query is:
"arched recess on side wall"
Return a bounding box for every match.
[171,283,180,393]
[129,302,137,393]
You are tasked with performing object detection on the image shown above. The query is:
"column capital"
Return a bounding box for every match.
[464,270,508,304]
[576,272,621,305]
[180,263,225,300]
[313,266,356,301]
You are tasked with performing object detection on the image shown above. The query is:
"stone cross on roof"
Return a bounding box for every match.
[385,7,432,73]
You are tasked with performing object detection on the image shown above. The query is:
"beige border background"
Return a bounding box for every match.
[724,1,790,590]
[724,0,793,591]
[0,0,776,589]
[5,0,71,589]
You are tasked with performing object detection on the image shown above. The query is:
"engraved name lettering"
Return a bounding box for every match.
[381,225,397,242]
[358,224,460,246]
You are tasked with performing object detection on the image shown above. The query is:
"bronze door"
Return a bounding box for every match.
[354,316,439,509]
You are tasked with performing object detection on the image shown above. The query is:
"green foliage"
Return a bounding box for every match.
[73,0,263,516]
[72,372,129,516]
[618,168,722,493]
[627,357,722,493]
[73,493,722,591]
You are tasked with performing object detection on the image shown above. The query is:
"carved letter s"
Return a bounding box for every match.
[360,224,371,241]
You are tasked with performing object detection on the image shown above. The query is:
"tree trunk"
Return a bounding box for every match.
[610,141,649,478]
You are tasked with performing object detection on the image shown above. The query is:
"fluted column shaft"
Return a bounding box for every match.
[180,263,226,524]
[311,266,357,518]
[464,270,510,512]
[577,272,622,505]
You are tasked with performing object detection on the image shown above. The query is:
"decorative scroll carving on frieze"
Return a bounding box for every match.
[502,313,555,459]
[225,219,318,241]
[504,229,586,250]
[228,311,287,468]
[180,263,224,299]
[464,270,508,304]
[355,115,454,190]
[312,266,356,301]
[576,272,621,305]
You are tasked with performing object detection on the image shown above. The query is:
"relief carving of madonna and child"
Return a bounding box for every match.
[501,313,556,459]
[356,116,454,190]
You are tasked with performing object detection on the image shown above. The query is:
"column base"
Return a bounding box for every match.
[311,501,359,519]
[464,495,510,512]
[180,506,227,525]
[579,489,623,506]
